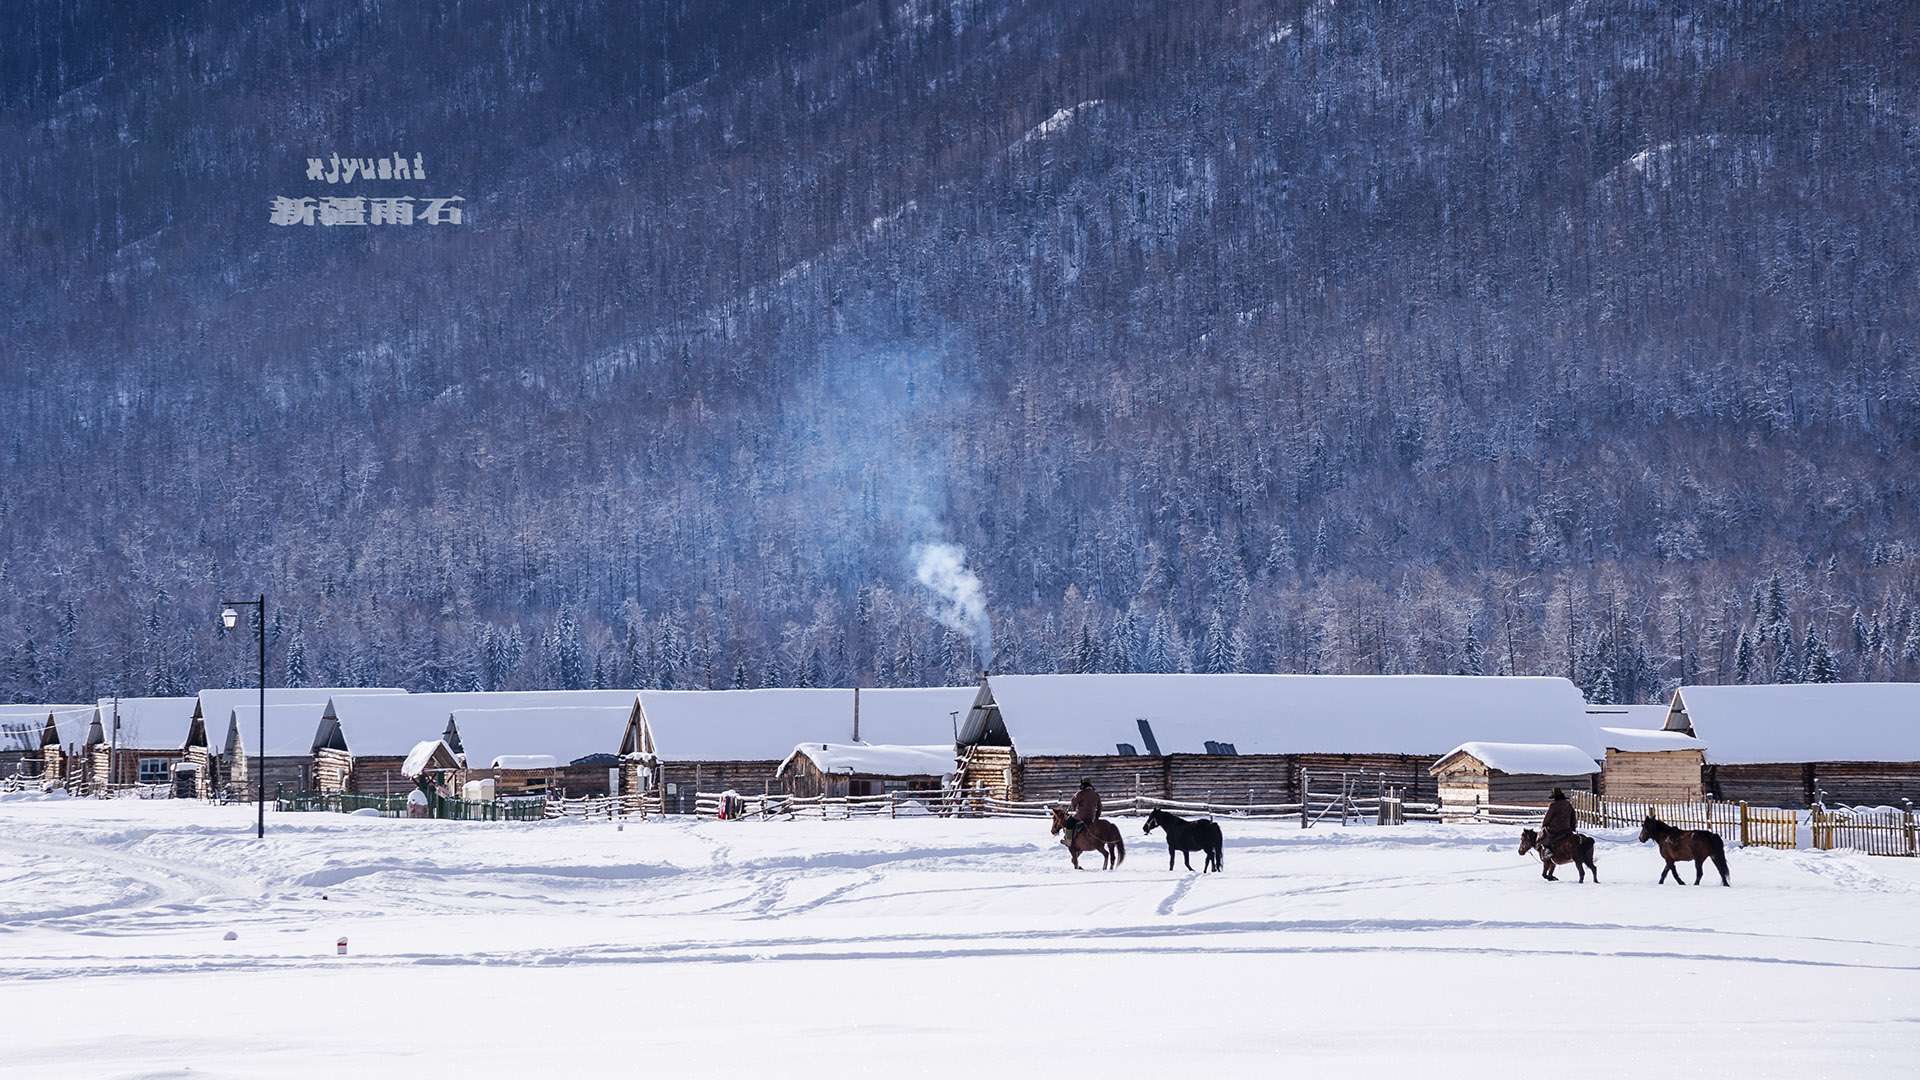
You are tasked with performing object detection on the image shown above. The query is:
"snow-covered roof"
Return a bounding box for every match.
[195,686,406,721]
[318,691,640,758]
[778,743,958,778]
[0,705,93,752]
[226,703,360,758]
[448,706,631,768]
[850,688,979,745]
[92,697,198,749]
[489,754,558,770]
[1669,683,1920,764]
[1600,727,1706,753]
[628,687,975,761]
[1584,704,1673,730]
[1433,742,1601,776]
[963,674,1600,757]
[401,740,458,777]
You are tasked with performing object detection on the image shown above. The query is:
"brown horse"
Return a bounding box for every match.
[1049,805,1126,869]
[1518,828,1598,883]
[1638,815,1730,886]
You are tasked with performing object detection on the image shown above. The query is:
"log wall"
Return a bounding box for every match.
[348,755,412,796]
[1295,753,1437,802]
[658,760,785,812]
[1705,763,1812,808]
[1018,755,1169,804]
[974,750,1447,804]
[1166,754,1295,805]
[958,746,1016,796]
[315,747,352,792]
[467,764,615,798]
[1807,762,1920,807]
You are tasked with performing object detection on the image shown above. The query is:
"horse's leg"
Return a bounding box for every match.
[1659,859,1675,884]
[1167,843,1175,871]
[1183,850,1194,871]
[1692,856,1706,885]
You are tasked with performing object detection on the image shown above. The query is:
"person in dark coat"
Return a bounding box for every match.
[1540,787,1576,850]
[1067,778,1102,841]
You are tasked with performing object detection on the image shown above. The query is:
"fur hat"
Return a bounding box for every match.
[1551,787,1566,799]
[1080,778,1093,788]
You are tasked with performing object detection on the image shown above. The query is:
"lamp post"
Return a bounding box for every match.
[221,595,267,839]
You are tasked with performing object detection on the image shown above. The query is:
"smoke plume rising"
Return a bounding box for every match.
[911,540,992,666]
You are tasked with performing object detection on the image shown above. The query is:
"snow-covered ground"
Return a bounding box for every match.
[3,795,1917,1078]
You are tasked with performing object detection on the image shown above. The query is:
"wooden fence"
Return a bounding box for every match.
[1811,804,1918,856]
[1570,791,1800,850]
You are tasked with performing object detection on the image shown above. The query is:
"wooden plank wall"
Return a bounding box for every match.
[986,751,1445,804]
[1603,750,1704,801]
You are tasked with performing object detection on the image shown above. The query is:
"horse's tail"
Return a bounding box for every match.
[1113,834,1125,866]
[1213,840,1224,871]
[1709,833,1731,884]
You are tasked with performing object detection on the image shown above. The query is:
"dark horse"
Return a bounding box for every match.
[1638,815,1730,886]
[1518,828,1598,883]
[1143,809,1224,872]
[1049,805,1126,869]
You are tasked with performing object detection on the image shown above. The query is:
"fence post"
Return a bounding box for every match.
[1904,802,1916,857]
[1739,802,1749,848]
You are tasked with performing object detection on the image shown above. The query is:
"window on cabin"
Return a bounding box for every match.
[138,758,170,784]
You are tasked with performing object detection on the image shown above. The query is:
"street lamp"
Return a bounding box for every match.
[221,594,267,839]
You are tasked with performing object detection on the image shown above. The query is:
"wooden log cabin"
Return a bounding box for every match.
[620,686,978,812]
[84,696,198,790]
[312,690,639,795]
[1429,742,1600,823]
[956,674,1602,807]
[446,705,634,798]
[1665,683,1920,808]
[776,743,956,799]
[1597,727,1706,801]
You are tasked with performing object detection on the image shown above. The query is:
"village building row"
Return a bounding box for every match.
[5,679,1917,812]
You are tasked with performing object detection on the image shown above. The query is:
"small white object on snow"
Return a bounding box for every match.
[223,930,238,941]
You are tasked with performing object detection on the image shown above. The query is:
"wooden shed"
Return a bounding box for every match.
[621,687,977,812]
[776,743,956,799]
[1598,726,1706,801]
[447,704,633,798]
[1666,683,1920,808]
[956,674,1600,807]
[1429,742,1600,823]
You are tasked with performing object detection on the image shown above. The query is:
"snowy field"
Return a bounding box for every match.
[3,796,1918,1078]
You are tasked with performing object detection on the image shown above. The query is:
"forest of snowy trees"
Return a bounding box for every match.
[1,0,1916,705]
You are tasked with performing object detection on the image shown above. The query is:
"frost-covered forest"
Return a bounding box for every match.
[2,0,1916,704]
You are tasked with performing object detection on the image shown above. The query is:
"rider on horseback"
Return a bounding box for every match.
[1539,787,1575,852]
[1066,778,1102,844]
